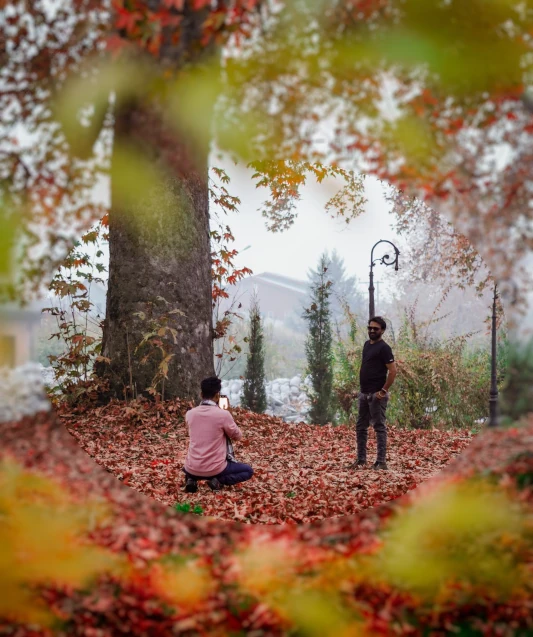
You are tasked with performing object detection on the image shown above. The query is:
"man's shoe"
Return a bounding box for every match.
[372,461,388,471]
[347,460,367,470]
[207,477,223,491]
[185,477,198,493]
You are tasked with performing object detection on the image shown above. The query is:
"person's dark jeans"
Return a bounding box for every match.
[183,461,254,486]
[356,392,388,463]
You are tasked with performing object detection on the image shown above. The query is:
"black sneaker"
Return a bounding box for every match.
[207,477,223,491]
[185,477,198,493]
[347,460,367,470]
[372,461,388,471]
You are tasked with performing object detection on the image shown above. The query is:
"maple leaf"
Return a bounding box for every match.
[115,8,143,34]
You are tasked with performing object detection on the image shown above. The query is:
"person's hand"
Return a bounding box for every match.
[376,389,388,400]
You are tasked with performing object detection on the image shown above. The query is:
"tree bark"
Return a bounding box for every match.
[100,99,214,400]
[95,2,223,401]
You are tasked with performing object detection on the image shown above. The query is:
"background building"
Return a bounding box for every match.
[225,272,309,322]
[0,302,43,368]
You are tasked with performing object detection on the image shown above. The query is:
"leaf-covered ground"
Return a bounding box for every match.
[2,406,533,635]
[61,399,473,523]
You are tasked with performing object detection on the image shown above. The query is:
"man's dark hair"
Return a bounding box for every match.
[201,376,222,399]
[368,316,387,331]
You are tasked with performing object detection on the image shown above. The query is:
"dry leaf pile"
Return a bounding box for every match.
[1,406,533,635]
[62,400,473,523]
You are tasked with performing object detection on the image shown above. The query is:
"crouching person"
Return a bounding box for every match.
[183,376,254,492]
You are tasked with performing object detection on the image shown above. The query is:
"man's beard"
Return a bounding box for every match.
[369,333,380,341]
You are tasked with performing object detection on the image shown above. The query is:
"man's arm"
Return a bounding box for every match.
[383,362,397,391]
[222,412,243,441]
[376,362,397,399]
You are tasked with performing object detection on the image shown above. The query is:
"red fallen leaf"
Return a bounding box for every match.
[151,459,171,467]
[115,8,143,33]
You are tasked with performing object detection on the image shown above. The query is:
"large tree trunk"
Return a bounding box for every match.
[100,99,214,400]
[96,3,222,401]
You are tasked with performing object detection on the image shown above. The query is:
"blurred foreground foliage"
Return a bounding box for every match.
[0,457,119,627]
[2,420,533,634]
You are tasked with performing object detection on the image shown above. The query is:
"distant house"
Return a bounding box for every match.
[0,301,43,368]
[224,272,309,322]
[0,278,108,370]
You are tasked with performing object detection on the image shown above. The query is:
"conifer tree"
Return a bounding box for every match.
[304,255,334,425]
[242,294,267,413]
[307,249,365,328]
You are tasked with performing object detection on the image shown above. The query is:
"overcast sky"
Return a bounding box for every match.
[211,159,403,297]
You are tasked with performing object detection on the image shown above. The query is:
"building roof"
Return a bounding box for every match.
[242,272,308,296]
[0,299,44,321]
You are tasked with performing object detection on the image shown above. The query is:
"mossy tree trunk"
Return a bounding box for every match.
[99,5,218,401]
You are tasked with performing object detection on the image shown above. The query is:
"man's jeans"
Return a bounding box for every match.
[356,392,389,463]
[183,460,254,486]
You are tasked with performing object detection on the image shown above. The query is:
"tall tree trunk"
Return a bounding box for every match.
[95,3,221,401]
[100,98,215,400]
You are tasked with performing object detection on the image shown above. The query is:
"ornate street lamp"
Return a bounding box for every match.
[488,282,500,427]
[369,240,400,318]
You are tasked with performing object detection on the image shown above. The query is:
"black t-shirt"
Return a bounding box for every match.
[359,339,395,393]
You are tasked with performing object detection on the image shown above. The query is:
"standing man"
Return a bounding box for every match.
[183,376,254,492]
[349,316,397,471]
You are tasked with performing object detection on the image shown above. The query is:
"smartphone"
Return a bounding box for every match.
[218,395,229,410]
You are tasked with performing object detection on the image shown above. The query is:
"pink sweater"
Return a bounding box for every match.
[184,405,243,477]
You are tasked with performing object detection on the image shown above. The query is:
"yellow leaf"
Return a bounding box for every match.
[274,589,361,637]
[0,458,122,627]
[149,560,211,608]
[236,540,296,596]
[0,205,21,286]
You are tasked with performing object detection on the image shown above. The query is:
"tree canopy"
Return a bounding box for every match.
[3,1,532,316]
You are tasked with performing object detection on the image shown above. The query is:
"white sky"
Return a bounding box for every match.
[211,159,403,296]
[86,157,404,301]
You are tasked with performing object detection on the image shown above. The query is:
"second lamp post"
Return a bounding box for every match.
[369,240,400,318]
[488,282,500,427]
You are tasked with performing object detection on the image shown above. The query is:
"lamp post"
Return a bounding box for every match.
[369,240,400,318]
[488,282,500,427]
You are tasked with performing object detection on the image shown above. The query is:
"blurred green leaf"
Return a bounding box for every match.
[0,206,20,285]
[355,0,528,95]
[276,589,359,637]
[54,58,152,157]
[382,115,437,167]
[112,143,170,212]
[375,480,526,597]
[166,65,222,155]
